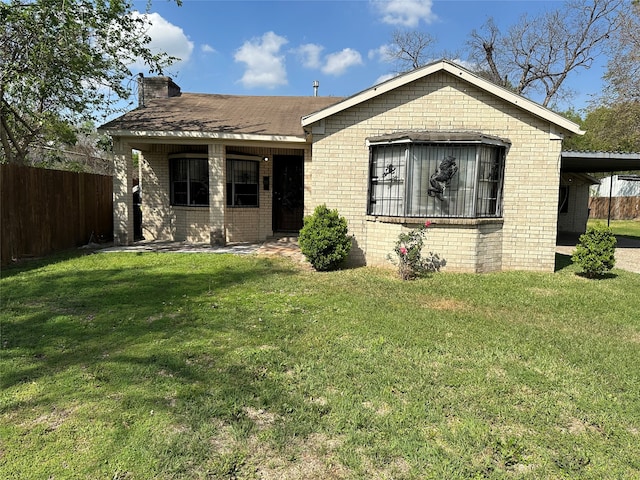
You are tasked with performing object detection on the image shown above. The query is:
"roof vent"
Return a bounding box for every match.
[313,80,319,97]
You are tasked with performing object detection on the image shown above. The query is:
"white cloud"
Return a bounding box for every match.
[296,43,324,69]
[368,44,395,63]
[449,58,475,70]
[321,48,363,76]
[235,31,288,89]
[374,73,399,85]
[201,44,216,54]
[295,44,363,76]
[372,0,437,28]
[129,12,194,71]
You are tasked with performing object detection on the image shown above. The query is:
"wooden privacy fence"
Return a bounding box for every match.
[589,196,640,220]
[1,164,113,265]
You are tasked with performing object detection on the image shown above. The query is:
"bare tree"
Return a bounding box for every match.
[467,0,623,107]
[387,30,436,72]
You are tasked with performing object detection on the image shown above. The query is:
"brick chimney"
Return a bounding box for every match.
[137,75,181,107]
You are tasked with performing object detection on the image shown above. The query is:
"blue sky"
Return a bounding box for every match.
[126,0,606,113]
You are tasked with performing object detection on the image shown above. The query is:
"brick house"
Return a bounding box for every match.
[100,60,586,272]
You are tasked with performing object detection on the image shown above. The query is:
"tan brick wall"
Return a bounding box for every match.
[137,143,304,244]
[363,219,503,273]
[476,222,504,273]
[309,71,566,272]
[139,148,174,241]
[226,208,261,242]
[139,148,212,243]
[172,206,211,242]
[209,144,225,245]
[112,139,134,245]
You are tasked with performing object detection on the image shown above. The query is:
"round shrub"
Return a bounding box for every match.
[571,223,616,277]
[298,204,351,271]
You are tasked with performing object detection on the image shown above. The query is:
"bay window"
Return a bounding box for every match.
[367,133,508,218]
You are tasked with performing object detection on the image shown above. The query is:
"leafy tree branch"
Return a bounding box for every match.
[0,0,179,164]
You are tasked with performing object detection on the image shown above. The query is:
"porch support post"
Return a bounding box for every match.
[112,138,133,245]
[303,145,313,216]
[208,143,226,246]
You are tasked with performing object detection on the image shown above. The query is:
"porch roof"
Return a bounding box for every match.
[100,94,343,141]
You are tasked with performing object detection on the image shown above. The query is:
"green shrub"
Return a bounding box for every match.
[298,204,352,271]
[388,221,445,280]
[571,224,617,277]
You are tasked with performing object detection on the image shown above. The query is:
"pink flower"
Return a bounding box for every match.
[424,221,432,228]
[399,247,408,255]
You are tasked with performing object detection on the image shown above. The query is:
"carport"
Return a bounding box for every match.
[561,151,640,226]
[556,151,640,273]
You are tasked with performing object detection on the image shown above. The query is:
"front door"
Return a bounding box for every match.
[273,155,304,232]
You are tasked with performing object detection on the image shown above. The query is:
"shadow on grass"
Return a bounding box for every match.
[575,271,619,280]
[1,253,302,429]
[554,253,573,272]
[0,248,94,278]
[554,253,619,279]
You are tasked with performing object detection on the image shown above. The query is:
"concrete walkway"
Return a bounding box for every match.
[100,236,310,265]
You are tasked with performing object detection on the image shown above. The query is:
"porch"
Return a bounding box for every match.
[113,141,309,247]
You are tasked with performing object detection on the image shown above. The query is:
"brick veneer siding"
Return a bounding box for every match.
[308,71,566,272]
[139,148,174,240]
[225,154,273,244]
[139,147,212,243]
[113,139,134,245]
[137,144,303,244]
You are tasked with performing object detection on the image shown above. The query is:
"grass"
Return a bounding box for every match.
[588,218,640,240]
[1,251,639,479]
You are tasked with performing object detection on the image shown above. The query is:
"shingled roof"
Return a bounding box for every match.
[100,93,344,139]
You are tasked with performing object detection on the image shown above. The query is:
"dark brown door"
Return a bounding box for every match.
[273,155,304,232]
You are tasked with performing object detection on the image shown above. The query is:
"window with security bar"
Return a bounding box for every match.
[368,141,506,218]
[170,157,209,206]
[226,159,259,207]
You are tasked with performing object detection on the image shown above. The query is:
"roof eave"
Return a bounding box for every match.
[97,129,308,144]
[301,59,584,136]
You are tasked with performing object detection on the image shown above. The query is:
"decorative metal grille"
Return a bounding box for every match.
[226,159,259,207]
[368,143,505,218]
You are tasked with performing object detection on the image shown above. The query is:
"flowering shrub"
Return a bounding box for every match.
[389,221,446,280]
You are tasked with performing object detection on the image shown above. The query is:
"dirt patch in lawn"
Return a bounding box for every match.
[422,296,468,311]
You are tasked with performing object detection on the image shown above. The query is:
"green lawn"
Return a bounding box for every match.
[1,252,639,479]
[588,218,640,240]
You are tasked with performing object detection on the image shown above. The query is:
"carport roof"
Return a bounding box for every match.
[561,151,640,173]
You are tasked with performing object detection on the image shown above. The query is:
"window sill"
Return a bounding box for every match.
[172,204,210,209]
[366,216,504,227]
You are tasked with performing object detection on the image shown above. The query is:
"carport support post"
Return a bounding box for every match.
[607,171,613,227]
[112,138,134,245]
[208,143,226,246]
